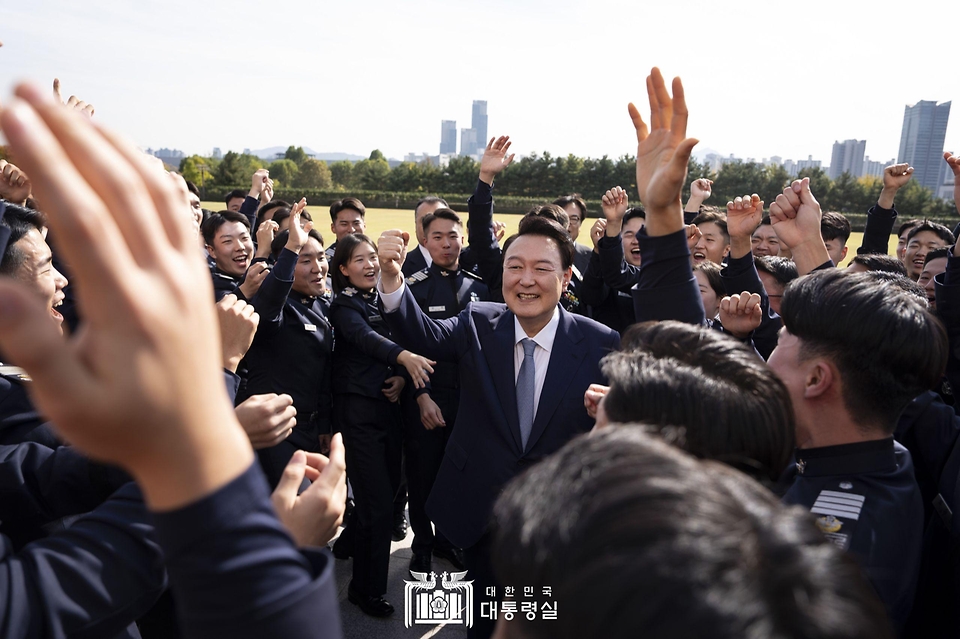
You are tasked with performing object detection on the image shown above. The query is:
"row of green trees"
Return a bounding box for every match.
[179,146,957,220]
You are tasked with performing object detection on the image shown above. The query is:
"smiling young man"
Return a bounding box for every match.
[202,210,255,301]
[904,222,954,280]
[690,209,730,265]
[401,208,489,576]
[324,197,366,263]
[377,195,619,638]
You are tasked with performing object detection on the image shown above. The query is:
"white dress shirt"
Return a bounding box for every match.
[513,309,559,422]
[418,244,433,268]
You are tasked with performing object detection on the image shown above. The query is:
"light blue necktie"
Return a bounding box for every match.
[516,338,537,451]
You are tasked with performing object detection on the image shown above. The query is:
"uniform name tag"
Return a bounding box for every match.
[369,314,382,323]
[429,305,446,312]
[304,323,317,332]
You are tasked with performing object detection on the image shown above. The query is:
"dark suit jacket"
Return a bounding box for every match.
[401,245,428,277]
[383,288,620,548]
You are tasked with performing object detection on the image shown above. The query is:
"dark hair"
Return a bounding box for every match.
[552,194,587,219]
[421,208,462,234]
[225,189,247,206]
[414,196,448,218]
[755,256,800,286]
[270,228,325,260]
[691,209,729,240]
[524,203,569,229]
[255,200,291,231]
[0,204,47,275]
[862,271,929,307]
[850,253,907,276]
[693,261,724,300]
[924,247,951,266]
[329,197,366,223]
[906,221,955,246]
[780,269,947,431]
[329,233,376,295]
[622,207,646,227]
[503,215,576,270]
[610,321,794,484]
[185,180,200,197]
[492,426,892,639]
[820,211,851,244]
[201,210,251,246]
[897,219,923,238]
[758,215,772,227]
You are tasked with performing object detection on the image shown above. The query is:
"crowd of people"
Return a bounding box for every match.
[0,68,959,639]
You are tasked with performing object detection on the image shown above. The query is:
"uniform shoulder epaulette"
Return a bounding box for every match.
[406,268,431,286]
[0,365,30,382]
[462,269,483,281]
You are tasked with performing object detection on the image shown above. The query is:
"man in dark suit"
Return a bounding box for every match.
[377,213,620,638]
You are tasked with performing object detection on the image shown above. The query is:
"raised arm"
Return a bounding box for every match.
[945,152,960,216]
[684,177,712,224]
[468,136,515,301]
[627,68,704,325]
[597,186,642,290]
[859,164,913,255]
[770,178,831,276]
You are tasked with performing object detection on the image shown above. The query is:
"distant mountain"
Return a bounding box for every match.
[249,146,367,163]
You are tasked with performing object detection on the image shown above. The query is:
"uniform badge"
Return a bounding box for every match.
[343,287,357,297]
[839,482,853,490]
[470,292,480,302]
[796,459,806,474]
[304,323,317,332]
[428,306,446,313]
[815,515,843,534]
[440,270,450,277]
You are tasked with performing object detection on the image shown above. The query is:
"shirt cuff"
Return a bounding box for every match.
[377,279,406,312]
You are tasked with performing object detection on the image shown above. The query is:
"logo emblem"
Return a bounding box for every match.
[839,482,853,490]
[404,570,474,628]
[816,515,843,533]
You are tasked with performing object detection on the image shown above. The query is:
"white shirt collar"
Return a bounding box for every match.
[513,307,560,353]
[418,244,433,267]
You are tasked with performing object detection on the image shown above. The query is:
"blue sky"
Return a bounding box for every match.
[1,0,957,171]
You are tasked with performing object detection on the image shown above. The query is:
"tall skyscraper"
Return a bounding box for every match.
[828,139,866,179]
[898,100,951,192]
[472,100,488,152]
[440,120,457,155]
[460,128,478,158]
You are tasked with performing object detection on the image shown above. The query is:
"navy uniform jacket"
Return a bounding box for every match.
[210,267,241,302]
[239,248,334,450]
[857,203,898,255]
[402,244,429,277]
[382,288,620,549]
[780,438,923,632]
[0,372,59,449]
[631,228,705,326]
[406,263,489,394]
[578,250,635,333]
[329,288,403,399]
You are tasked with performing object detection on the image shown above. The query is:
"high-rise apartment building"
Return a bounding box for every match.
[472,100,488,152]
[440,120,457,155]
[828,139,866,179]
[898,100,951,192]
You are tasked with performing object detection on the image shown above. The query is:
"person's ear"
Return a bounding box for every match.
[840,245,848,262]
[804,359,835,400]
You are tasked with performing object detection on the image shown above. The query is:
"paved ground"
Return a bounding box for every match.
[331,520,469,639]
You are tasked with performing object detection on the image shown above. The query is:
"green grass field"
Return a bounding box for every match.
[203,202,891,267]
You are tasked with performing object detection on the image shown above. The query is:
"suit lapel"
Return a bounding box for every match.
[525,308,585,452]
[482,310,523,453]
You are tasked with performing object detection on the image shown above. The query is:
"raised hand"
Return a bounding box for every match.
[0,82,253,509]
[493,220,507,242]
[396,350,436,389]
[690,178,712,201]
[628,68,698,236]
[271,435,347,547]
[584,383,609,420]
[0,158,31,204]
[601,186,629,237]
[255,219,279,258]
[685,224,702,252]
[726,194,763,239]
[217,294,260,372]
[590,218,607,251]
[284,198,312,253]
[769,178,829,275]
[478,136,515,185]
[719,292,763,339]
[238,261,270,299]
[878,163,914,209]
[235,393,297,450]
[249,168,269,199]
[944,152,960,216]
[261,178,274,204]
[377,229,409,293]
[53,78,95,117]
